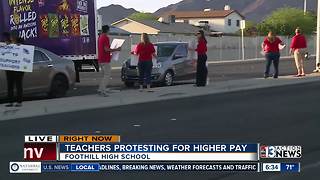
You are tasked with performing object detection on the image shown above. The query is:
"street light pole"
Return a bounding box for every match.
[304,0,307,15]
[316,0,320,71]
[240,20,246,61]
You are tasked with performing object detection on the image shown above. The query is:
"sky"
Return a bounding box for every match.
[97,0,183,12]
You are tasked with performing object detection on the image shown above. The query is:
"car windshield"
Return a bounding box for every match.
[156,44,177,58]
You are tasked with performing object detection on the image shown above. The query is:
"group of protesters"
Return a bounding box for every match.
[261,27,308,78]
[98,25,308,96]
[1,25,309,106]
[97,25,208,97]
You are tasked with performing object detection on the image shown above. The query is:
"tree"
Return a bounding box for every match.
[257,8,316,36]
[128,12,158,21]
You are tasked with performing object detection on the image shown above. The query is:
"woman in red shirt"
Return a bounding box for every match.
[290,28,307,77]
[135,33,156,92]
[190,30,208,87]
[262,31,284,79]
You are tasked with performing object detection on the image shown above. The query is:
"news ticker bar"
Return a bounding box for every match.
[58,152,258,161]
[9,162,301,173]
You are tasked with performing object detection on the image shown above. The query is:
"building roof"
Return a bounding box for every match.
[136,20,202,34]
[112,18,204,35]
[162,10,244,19]
[109,26,131,35]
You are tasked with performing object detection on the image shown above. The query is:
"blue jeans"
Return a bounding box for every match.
[196,54,208,86]
[265,52,280,77]
[138,61,153,85]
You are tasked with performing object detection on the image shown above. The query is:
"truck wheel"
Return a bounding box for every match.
[124,81,135,88]
[49,75,69,98]
[163,71,174,86]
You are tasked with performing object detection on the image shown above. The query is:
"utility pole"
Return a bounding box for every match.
[240,20,246,61]
[304,0,307,15]
[316,0,320,71]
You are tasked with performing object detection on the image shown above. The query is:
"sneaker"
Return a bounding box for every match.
[15,103,22,107]
[5,103,14,107]
[98,88,110,93]
[139,85,144,92]
[264,74,269,79]
[107,89,121,93]
[147,88,154,92]
[98,91,109,97]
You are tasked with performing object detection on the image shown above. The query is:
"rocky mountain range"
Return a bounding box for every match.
[98,4,137,25]
[98,0,318,24]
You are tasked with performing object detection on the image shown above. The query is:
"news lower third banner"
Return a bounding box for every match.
[9,135,302,173]
[58,143,258,161]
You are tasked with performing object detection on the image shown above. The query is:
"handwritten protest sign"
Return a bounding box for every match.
[130,45,139,66]
[188,40,197,60]
[0,43,35,72]
[111,39,125,61]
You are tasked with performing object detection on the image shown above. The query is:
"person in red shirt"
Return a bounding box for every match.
[262,31,284,79]
[190,30,208,86]
[97,25,120,96]
[290,28,307,77]
[134,33,156,92]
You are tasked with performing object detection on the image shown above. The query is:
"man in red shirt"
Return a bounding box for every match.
[97,25,120,96]
[290,28,307,77]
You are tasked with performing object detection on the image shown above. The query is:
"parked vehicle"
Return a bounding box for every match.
[121,42,196,87]
[0,47,76,98]
[0,0,99,82]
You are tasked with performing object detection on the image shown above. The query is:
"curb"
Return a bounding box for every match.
[1,74,320,121]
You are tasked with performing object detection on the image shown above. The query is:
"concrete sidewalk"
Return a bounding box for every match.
[1,73,320,121]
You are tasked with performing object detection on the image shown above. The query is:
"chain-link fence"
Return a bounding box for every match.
[110,34,316,67]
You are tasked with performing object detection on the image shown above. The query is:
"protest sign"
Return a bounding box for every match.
[0,43,35,72]
[111,39,125,61]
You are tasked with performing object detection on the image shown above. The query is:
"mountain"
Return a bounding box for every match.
[154,0,318,22]
[98,4,137,25]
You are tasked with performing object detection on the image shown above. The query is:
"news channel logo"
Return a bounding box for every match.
[9,162,41,173]
[260,145,302,158]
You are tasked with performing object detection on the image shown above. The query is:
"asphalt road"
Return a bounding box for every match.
[69,58,317,96]
[0,82,319,180]
[0,58,316,103]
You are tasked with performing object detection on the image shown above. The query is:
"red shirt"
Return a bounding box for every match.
[263,37,282,53]
[290,34,307,50]
[98,34,111,63]
[196,38,207,55]
[135,42,155,62]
